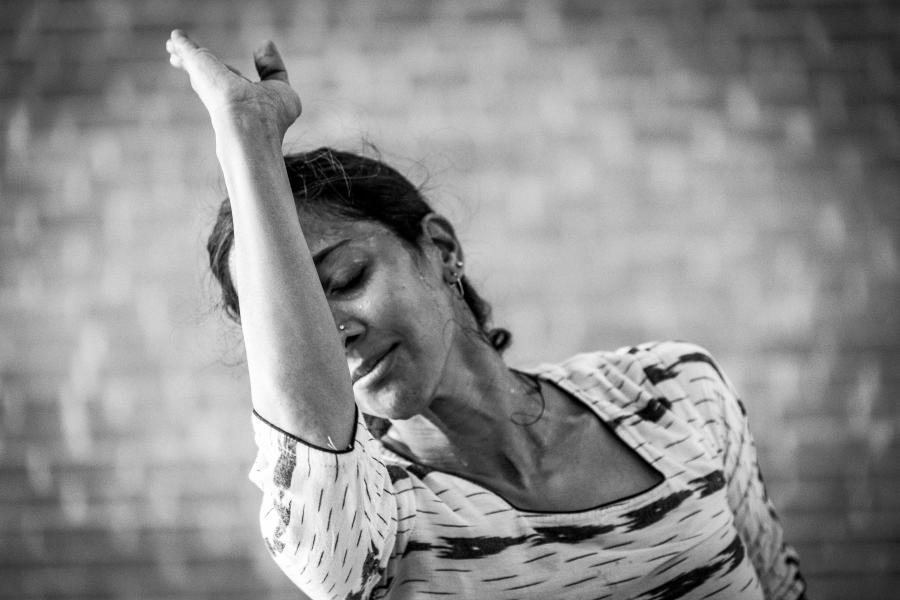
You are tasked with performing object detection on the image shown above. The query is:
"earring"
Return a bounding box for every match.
[447,259,465,298]
[448,271,464,298]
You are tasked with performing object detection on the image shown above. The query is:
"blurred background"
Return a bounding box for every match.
[1,0,898,598]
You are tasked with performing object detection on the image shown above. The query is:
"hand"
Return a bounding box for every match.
[165,30,302,139]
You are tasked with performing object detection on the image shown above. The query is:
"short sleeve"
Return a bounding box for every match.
[248,409,411,600]
[645,341,807,600]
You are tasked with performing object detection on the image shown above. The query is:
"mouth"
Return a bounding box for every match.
[351,343,399,386]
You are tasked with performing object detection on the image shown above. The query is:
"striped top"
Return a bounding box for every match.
[249,341,806,600]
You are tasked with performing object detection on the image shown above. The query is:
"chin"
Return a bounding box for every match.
[357,384,427,421]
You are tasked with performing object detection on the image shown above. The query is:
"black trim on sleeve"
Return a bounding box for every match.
[252,406,359,454]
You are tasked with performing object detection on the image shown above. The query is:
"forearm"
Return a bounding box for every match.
[214,116,355,449]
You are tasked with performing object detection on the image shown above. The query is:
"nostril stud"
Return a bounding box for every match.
[338,324,346,332]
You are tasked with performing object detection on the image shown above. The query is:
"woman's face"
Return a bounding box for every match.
[296,209,465,420]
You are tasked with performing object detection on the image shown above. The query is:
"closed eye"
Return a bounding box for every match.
[328,268,366,295]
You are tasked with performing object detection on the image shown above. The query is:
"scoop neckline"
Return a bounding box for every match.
[378,365,670,519]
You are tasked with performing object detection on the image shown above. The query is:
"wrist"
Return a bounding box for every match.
[211,110,284,155]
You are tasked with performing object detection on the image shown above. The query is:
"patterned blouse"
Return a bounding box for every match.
[249,341,807,599]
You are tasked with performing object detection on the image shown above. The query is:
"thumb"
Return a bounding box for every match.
[254,41,289,83]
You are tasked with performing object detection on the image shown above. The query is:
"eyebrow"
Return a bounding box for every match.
[312,238,353,266]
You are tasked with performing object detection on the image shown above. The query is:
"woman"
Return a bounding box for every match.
[166,31,807,599]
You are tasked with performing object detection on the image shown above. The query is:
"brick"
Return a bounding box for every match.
[0,523,261,567]
[794,540,900,575]
[768,476,891,513]
[801,575,900,600]
[781,509,900,543]
[0,557,272,597]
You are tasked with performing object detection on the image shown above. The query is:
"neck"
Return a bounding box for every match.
[383,332,551,480]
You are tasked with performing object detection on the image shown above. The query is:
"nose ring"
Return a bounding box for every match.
[338,323,346,332]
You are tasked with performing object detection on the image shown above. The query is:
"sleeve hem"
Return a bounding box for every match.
[252,406,360,455]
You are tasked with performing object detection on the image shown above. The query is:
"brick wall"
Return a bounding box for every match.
[1,0,897,597]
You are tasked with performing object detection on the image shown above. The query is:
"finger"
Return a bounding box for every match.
[253,40,289,83]
[168,29,200,57]
[166,38,184,69]
[168,29,231,79]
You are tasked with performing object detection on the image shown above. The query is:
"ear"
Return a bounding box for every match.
[421,213,464,276]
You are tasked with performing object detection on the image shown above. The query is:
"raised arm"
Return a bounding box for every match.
[166,31,355,449]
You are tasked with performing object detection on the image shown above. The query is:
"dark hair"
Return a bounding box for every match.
[207,147,511,353]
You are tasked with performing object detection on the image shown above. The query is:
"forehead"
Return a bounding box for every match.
[227,211,406,280]
[297,209,398,256]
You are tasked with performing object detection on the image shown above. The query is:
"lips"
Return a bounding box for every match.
[351,343,398,385]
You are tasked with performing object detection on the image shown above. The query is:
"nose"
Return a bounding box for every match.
[337,318,364,350]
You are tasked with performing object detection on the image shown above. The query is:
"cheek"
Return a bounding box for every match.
[400,276,456,352]
[371,262,451,339]
[359,278,453,405]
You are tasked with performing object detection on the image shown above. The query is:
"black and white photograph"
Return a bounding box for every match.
[1,1,898,598]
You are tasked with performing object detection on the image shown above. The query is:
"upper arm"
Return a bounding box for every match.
[646,341,807,600]
[248,410,413,600]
